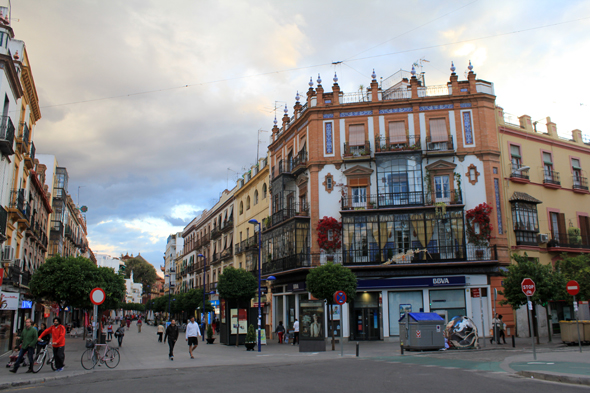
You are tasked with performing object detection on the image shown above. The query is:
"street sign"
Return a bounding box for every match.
[471,288,480,298]
[90,288,106,306]
[521,278,536,297]
[334,291,347,305]
[567,280,580,296]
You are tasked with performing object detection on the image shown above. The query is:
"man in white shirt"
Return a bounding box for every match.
[292,319,299,345]
[186,316,202,359]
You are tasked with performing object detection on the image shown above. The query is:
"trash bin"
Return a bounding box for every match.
[559,321,579,343]
[399,312,445,351]
[99,332,107,344]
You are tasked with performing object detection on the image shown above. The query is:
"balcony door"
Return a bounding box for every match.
[352,187,367,208]
[388,173,409,206]
[434,175,451,203]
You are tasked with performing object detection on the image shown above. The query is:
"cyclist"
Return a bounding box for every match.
[38,317,66,372]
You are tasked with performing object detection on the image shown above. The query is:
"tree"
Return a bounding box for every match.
[499,253,565,343]
[217,267,257,346]
[306,262,357,350]
[124,257,157,290]
[182,289,213,319]
[97,266,126,311]
[555,254,590,301]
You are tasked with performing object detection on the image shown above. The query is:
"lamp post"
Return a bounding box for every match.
[198,254,207,326]
[248,219,263,352]
[165,274,172,321]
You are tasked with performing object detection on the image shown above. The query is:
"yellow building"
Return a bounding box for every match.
[497,109,590,337]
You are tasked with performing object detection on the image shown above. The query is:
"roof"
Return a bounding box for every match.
[509,192,542,204]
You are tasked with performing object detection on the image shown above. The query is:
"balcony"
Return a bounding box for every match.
[235,243,243,255]
[24,142,35,170]
[543,170,560,188]
[9,189,30,225]
[0,205,7,240]
[17,122,30,153]
[220,219,233,234]
[271,161,295,180]
[0,116,15,156]
[291,150,307,176]
[262,253,312,275]
[220,247,233,260]
[375,135,421,153]
[341,244,497,266]
[343,141,371,160]
[271,202,309,227]
[425,136,454,153]
[548,233,590,251]
[509,163,530,183]
[573,176,588,193]
[211,226,221,239]
[427,189,463,205]
[342,192,424,210]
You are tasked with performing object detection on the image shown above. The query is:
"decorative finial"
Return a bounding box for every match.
[371,69,376,80]
[468,60,473,72]
[450,61,456,73]
[333,72,338,83]
[284,103,288,115]
[309,77,313,88]
[295,91,300,102]
[13,51,19,60]
[317,73,322,85]
[273,115,277,126]
[411,65,416,77]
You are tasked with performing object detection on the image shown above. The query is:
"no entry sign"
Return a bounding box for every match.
[521,278,536,297]
[90,288,106,306]
[567,280,580,296]
[334,291,347,305]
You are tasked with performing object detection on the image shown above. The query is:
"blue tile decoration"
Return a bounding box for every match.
[494,178,503,234]
[419,104,453,111]
[340,110,373,118]
[463,111,473,145]
[325,99,332,104]
[323,114,334,119]
[460,88,468,92]
[325,122,333,154]
[460,103,472,108]
[379,107,413,114]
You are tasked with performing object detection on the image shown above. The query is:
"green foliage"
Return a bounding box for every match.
[152,296,169,313]
[30,255,125,310]
[555,254,590,301]
[124,257,157,291]
[499,253,565,308]
[246,324,256,343]
[207,324,214,339]
[567,228,582,245]
[217,267,257,306]
[120,303,145,312]
[306,262,357,305]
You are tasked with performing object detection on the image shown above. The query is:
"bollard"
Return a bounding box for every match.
[356,342,359,357]
[400,342,404,355]
[512,335,515,348]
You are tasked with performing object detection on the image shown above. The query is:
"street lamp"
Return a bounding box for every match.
[248,219,264,352]
[165,274,172,321]
[197,254,208,326]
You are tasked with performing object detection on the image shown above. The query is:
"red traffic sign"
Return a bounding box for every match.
[90,288,106,306]
[567,280,580,296]
[334,291,347,305]
[521,278,536,297]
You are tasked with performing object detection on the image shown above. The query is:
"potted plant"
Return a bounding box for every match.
[245,324,256,351]
[568,227,582,245]
[206,324,215,344]
[435,202,447,218]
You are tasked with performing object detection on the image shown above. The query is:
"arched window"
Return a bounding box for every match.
[239,201,244,214]
[262,183,267,199]
[254,190,259,205]
[246,196,251,210]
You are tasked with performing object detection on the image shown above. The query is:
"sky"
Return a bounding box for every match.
[10,0,590,269]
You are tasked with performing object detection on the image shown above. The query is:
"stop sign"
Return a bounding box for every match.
[567,280,580,296]
[521,278,536,297]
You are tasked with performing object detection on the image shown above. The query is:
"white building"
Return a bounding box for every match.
[125,272,143,304]
[95,253,123,274]
[164,233,182,293]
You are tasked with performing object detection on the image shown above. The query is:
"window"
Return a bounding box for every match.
[434,175,451,202]
[327,177,332,190]
[543,152,553,179]
[349,124,365,146]
[246,196,250,210]
[254,190,259,205]
[352,187,367,207]
[550,212,566,244]
[572,159,583,187]
[388,121,406,144]
[239,201,243,215]
[262,183,267,198]
[429,118,448,142]
[376,155,423,206]
[511,202,539,245]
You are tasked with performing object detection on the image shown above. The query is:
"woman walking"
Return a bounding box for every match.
[107,323,113,340]
[157,323,164,342]
[115,324,125,347]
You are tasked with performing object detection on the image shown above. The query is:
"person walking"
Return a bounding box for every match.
[186,316,202,359]
[157,323,164,342]
[126,317,131,330]
[107,323,113,341]
[292,319,299,345]
[137,318,143,333]
[491,313,506,344]
[38,317,66,372]
[9,318,38,373]
[115,323,125,347]
[275,321,285,344]
[164,319,179,361]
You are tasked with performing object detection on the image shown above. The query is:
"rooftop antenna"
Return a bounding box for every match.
[227,168,238,189]
[257,129,269,162]
[413,58,429,85]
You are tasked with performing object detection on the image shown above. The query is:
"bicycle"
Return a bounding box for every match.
[81,339,120,370]
[32,342,56,373]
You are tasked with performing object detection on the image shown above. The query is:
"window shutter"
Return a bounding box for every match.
[510,145,521,158]
[543,152,553,165]
[349,125,365,146]
[558,213,567,243]
[581,216,590,245]
[388,121,406,143]
[572,159,581,170]
[429,119,448,142]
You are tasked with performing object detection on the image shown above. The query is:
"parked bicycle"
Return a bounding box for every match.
[81,339,120,370]
[32,342,56,373]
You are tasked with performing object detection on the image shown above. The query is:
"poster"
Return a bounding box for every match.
[256,329,267,345]
[231,308,247,334]
[220,299,225,323]
[399,304,412,319]
[0,291,19,310]
[299,300,324,340]
[331,304,341,321]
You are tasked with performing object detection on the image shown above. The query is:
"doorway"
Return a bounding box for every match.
[352,309,380,340]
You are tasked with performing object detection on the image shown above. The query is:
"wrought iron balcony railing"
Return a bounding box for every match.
[543,170,560,186]
[573,176,588,191]
[271,202,309,227]
[375,135,421,153]
[425,135,454,152]
[509,163,530,181]
[343,141,371,158]
[0,116,15,156]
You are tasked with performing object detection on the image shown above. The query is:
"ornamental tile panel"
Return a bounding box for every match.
[379,107,413,114]
[419,104,454,111]
[340,110,373,118]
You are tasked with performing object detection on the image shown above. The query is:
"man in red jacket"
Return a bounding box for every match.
[38,317,66,371]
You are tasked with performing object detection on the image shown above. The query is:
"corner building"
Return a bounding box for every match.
[264,64,510,341]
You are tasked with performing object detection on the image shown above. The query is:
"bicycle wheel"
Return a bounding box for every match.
[81,349,97,370]
[32,351,46,373]
[49,353,56,371]
[104,347,120,369]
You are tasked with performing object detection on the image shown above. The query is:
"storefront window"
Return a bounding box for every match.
[388,291,423,336]
[0,310,13,354]
[429,289,466,323]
